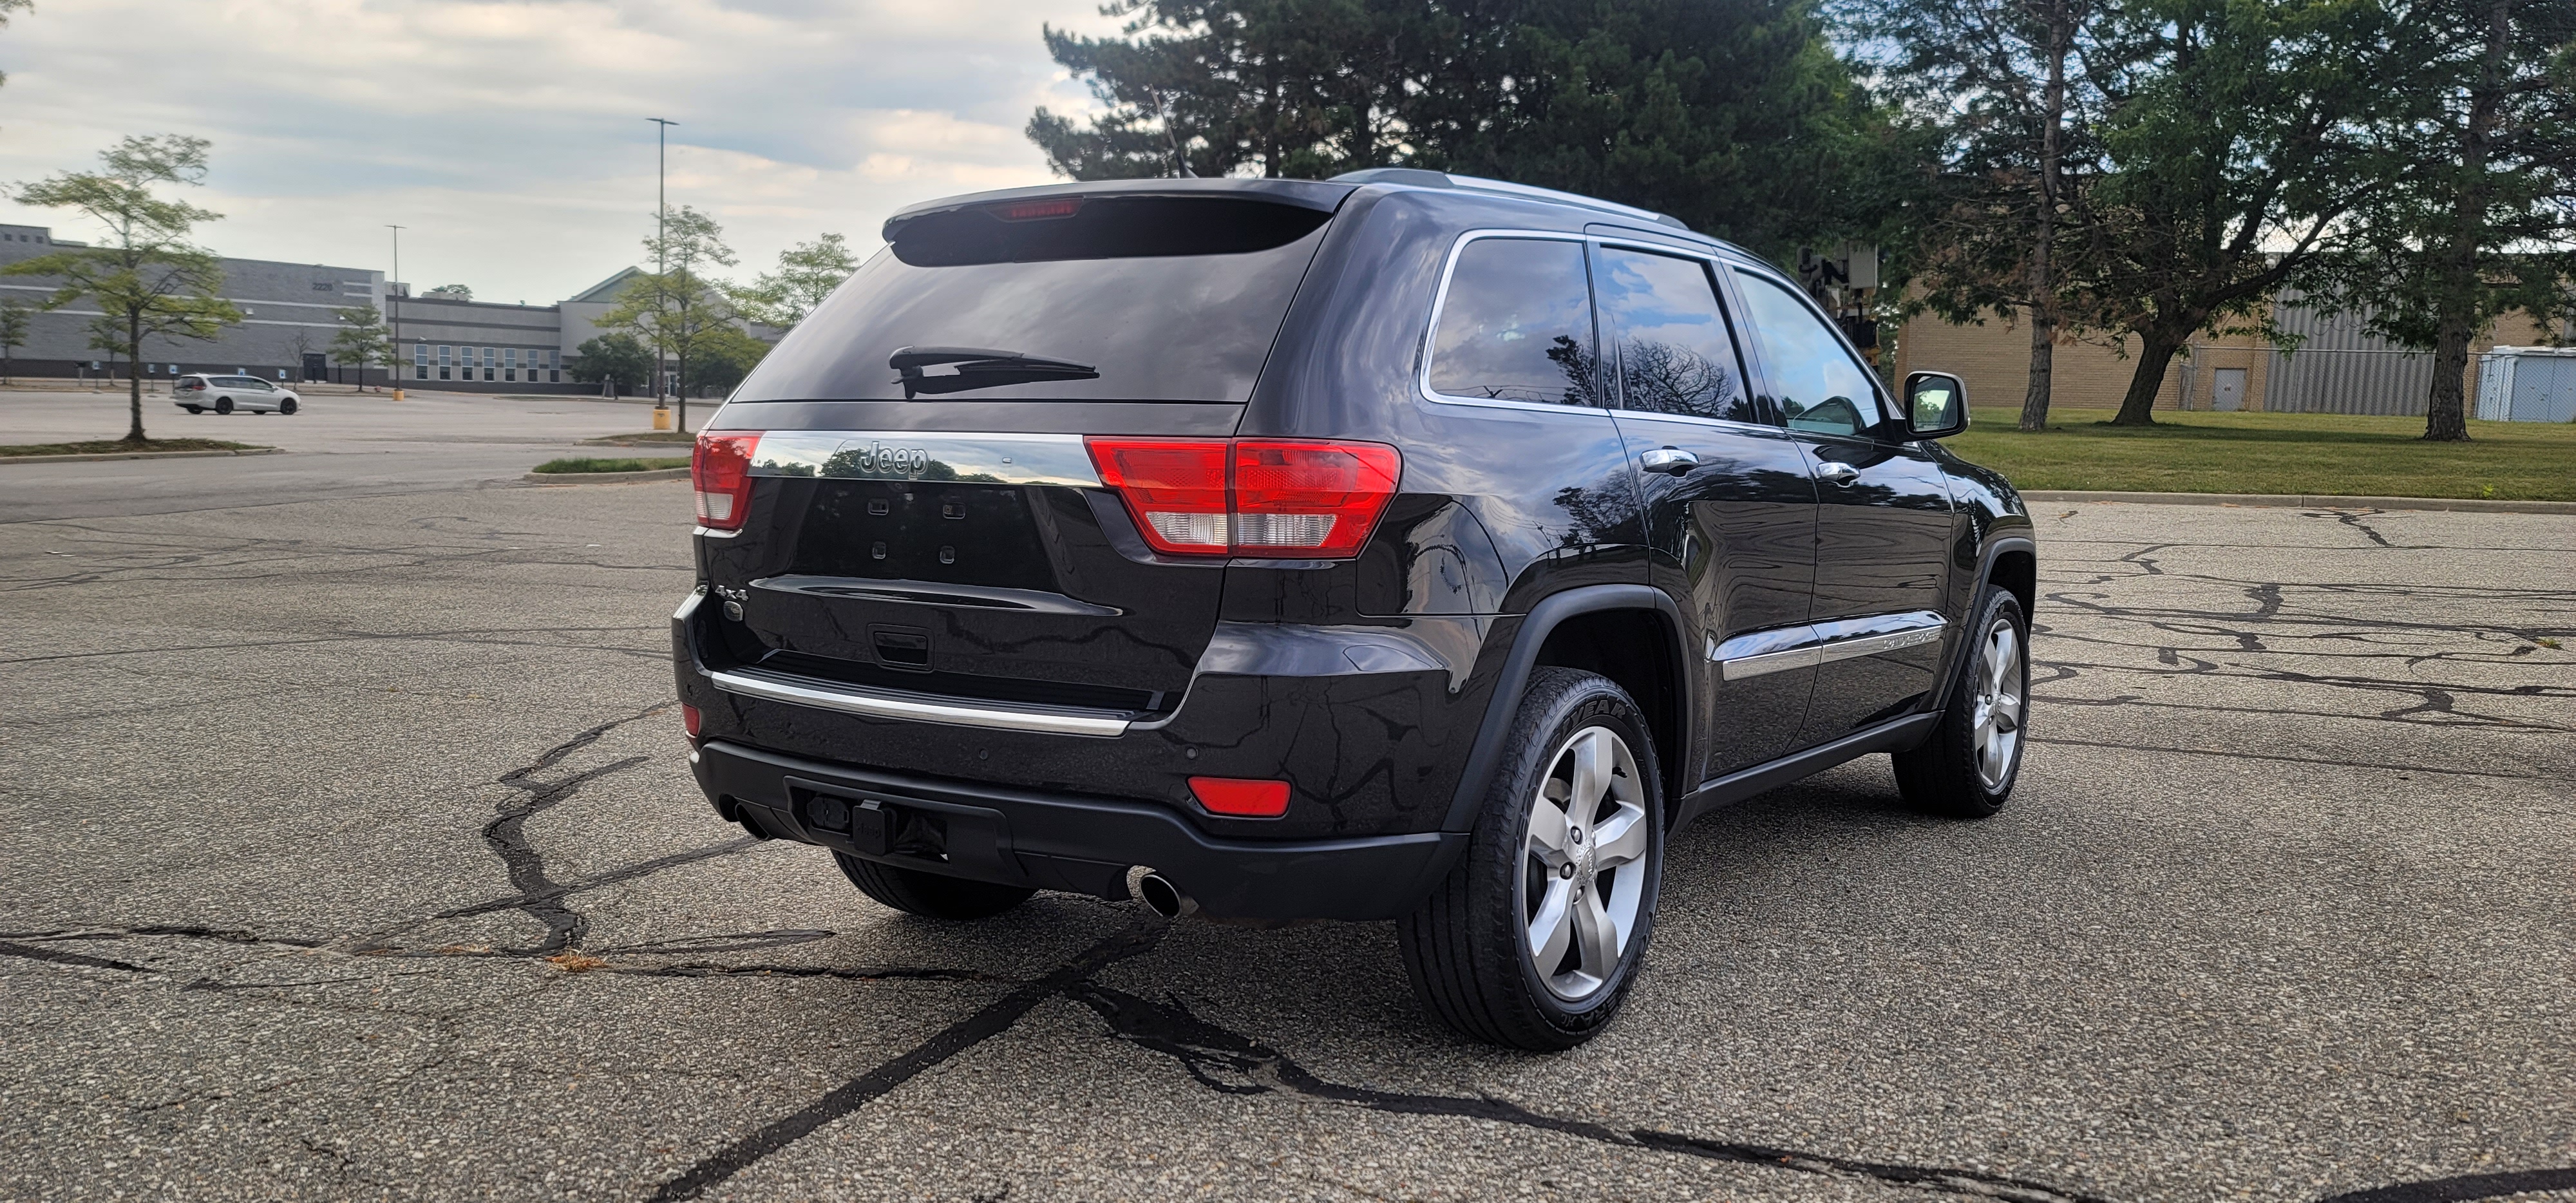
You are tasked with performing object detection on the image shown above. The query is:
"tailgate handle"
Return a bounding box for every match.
[871,627,931,669]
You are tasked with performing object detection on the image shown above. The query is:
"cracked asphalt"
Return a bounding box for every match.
[1,428,2571,1202]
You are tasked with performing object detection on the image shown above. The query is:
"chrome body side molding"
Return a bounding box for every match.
[1712,611,1947,681]
[708,669,1132,737]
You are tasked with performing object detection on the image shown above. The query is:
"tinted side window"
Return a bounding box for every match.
[1594,247,1754,422]
[1428,238,1600,406]
[1734,271,1884,437]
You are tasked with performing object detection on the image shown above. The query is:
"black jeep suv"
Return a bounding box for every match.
[672,170,2036,1050]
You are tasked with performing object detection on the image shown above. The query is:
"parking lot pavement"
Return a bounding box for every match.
[0,386,677,521]
[1,476,2570,1202]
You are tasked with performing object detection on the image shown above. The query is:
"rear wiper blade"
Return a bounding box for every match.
[889,346,1099,398]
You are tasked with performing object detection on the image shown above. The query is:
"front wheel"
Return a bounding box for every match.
[833,852,1034,920]
[1399,667,1663,1050]
[279,397,298,415]
[1893,586,2031,818]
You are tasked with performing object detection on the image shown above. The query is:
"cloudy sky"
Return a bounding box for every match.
[0,0,1114,305]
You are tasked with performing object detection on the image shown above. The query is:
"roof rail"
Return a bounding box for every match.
[1329,167,1691,232]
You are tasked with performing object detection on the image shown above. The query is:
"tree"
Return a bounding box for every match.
[569,333,654,397]
[732,233,860,329]
[685,325,771,395]
[331,303,397,392]
[2311,0,2576,440]
[1847,0,2152,430]
[4,135,242,442]
[1028,0,1900,260]
[0,0,30,90]
[598,205,739,432]
[2068,0,2403,426]
[423,283,473,300]
[0,299,28,384]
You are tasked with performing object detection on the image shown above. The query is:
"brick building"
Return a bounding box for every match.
[1893,298,2566,417]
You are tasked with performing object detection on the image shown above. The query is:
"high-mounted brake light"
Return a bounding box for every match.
[692,431,761,530]
[1085,437,1400,558]
[996,197,1082,222]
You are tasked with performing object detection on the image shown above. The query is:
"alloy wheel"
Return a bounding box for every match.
[1972,617,2025,789]
[1518,725,1649,1003]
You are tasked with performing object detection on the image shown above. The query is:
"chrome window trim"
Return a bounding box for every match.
[708,668,1132,737]
[1712,611,1947,681]
[1417,229,1611,415]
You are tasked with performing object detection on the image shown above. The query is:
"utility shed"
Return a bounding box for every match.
[2476,347,2576,422]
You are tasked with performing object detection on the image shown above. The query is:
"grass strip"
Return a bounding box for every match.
[531,456,691,474]
[583,431,696,445]
[1945,408,2576,501]
[0,438,263,457]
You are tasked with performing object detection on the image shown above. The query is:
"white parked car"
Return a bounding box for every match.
[174,374,301,415]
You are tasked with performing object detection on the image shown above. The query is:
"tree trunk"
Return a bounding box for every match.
[677,345,690,435]
[124,313,146,443]
[2019,1,2073,434]
[2424,0,2508,443]
[2110,330,2185,426]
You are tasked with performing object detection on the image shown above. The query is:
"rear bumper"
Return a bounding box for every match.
[693,739,1464,921]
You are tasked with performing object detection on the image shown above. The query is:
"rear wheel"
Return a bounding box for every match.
[214,397,233,415]
[1893,586,2029,818]
[1398,667,1663,1050]
[279,397,298,415]
[832,851,1034,920]
[182,404,202,414]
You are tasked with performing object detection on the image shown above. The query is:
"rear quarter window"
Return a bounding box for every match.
[1425,237,1601,407]
[731,196,1333,404]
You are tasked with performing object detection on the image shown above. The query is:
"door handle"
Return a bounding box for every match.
[1640,447,1699,475]
[1816,462,1861,486]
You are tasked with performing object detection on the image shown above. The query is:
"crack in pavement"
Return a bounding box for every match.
[647,918,1169,1202]
[1068,982,2126,1203]
[475,704,670,956]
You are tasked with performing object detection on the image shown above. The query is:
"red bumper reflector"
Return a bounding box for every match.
[681,703,703,739]
[1189,776,1290,818]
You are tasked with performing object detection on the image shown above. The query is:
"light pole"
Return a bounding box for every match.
[647,117,677,408]
[386,223,406,400]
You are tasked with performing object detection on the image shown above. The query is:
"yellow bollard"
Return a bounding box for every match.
[652,405,674,431]
[391,387,405,401]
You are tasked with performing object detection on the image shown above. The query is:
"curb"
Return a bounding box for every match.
[522,467,691,484]
[0,446,283,465]
[2021,489,2576,515]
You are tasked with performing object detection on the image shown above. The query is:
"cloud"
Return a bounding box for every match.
[0,0,1114,303]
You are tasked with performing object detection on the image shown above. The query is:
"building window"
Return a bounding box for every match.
[483,348,497,381]
[438,345,452,380]
[415,343,429,380]
[504,348,518,382]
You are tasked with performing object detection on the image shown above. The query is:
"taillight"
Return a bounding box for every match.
[1086,438,1399,558]
[692,431,760,529]
[681,703,703,739]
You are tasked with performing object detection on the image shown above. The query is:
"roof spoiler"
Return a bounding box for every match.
[1329,168,1691,232]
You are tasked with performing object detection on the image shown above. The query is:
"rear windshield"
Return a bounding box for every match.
[730,196,1334,404]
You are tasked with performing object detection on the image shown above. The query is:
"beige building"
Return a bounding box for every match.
[1892,304,2560,417]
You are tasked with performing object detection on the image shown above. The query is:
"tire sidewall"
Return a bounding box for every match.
[1479,669,1665,1035]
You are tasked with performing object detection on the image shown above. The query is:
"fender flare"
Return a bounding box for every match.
[1924,534,2038,717]
[1439,583,1689,833]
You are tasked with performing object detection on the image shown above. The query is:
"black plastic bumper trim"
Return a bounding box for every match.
[694,740,1464,921]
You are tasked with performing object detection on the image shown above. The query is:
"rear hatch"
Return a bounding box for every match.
[694,183,1350,723]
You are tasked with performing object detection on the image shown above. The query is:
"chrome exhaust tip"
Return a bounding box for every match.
[1128,867,1193,920]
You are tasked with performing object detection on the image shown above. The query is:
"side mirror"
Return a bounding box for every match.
[1904,371,1968,439]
